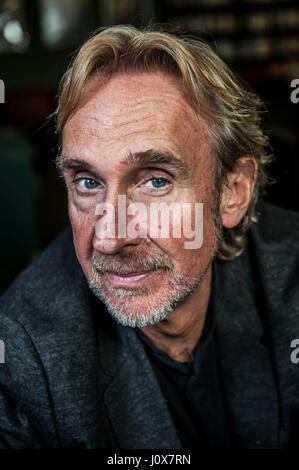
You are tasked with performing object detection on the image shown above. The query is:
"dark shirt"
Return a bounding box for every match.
[136,304,232,449]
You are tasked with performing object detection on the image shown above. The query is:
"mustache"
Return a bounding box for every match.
[92,250,173,274]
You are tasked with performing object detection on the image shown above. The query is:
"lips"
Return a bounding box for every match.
[105,270,154,287]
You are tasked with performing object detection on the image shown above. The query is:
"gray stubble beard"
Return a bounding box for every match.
[88,260,212,328]
[88,205,222,328]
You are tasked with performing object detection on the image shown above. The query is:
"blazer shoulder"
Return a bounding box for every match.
[248,201,299,307]
[249,201,299,271]
[253,201,299,247]
[0,227,87,327]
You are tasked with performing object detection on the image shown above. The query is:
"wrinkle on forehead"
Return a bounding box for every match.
[70,100,193,133]
[63,72,213,176]
[76,104,155,130]
[67,71,205,131]
[67,103,207,155]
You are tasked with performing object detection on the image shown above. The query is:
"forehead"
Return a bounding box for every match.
[63,71,212,171]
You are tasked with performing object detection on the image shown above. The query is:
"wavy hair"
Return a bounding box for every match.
[56,24,272,260]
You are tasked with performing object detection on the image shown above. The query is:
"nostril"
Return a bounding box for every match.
[92,236,119,254]
[93,229,142,255]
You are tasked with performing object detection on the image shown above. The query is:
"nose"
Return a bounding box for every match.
[92,193,141,254]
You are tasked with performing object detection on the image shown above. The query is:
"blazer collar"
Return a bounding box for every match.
[100,319,182,449]
[212,249,280,448]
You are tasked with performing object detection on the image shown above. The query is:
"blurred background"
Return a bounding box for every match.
[0,0,298,293]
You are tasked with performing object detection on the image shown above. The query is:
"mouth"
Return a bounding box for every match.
[105,270,155,287]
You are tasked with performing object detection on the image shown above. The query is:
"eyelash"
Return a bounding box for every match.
[72,174,172,195]
[142,176,171,191]
[72,177,102,195]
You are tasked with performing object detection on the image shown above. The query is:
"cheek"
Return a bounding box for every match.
[158,236,203,276]
[69,202,96,265]
[156,204,217,273]
[202,204,218,249]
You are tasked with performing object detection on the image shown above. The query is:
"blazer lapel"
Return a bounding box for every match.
[99,318,182,449]
[213,250,280,448]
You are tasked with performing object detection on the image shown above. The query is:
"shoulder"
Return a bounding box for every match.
[248,200,299,280]
[247,201,299,316]
[252,200,299,247]
[248,201,299,272]
[0,227,88,329]
[0,228,101,448]
[215,201,299,324]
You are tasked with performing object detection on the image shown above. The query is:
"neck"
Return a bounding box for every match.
[139,266,212,362]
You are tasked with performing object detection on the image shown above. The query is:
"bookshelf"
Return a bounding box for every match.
[158,0,299,84]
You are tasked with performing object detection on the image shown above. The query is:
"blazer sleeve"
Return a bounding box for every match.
[0,313,58,448]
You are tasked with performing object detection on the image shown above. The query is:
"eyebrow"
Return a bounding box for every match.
[56,149,191,180]
[55,155,96,176]
[123,150,191,179]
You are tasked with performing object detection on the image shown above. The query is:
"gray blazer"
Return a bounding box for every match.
[0,202,299,448]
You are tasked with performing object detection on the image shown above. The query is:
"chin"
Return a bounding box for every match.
[99,295,174,328]
[89,272,203,328]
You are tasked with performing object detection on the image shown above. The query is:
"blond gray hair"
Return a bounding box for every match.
[56,24,272,260]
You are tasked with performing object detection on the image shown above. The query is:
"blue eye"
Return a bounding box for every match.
[149,178,168,188]
[79,178,99,190]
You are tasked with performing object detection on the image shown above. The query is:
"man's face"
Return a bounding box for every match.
[61,71,219,327]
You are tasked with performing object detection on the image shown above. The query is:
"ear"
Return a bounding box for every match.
[220,157,258,229]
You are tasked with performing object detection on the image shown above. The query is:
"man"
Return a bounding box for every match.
[0,25,299,449]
